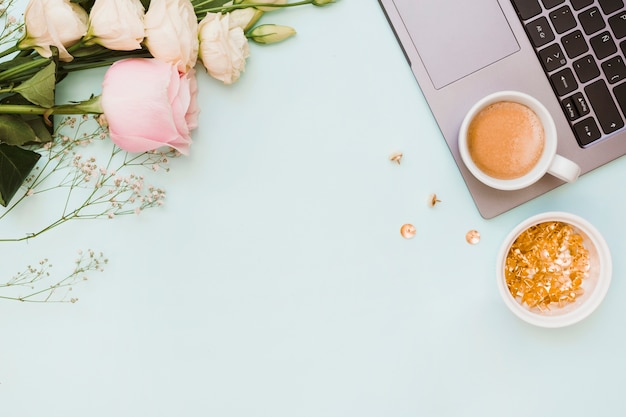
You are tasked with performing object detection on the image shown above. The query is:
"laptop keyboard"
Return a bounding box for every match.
[510,0,626,147]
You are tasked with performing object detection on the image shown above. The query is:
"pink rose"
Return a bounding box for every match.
[100,58,199,155]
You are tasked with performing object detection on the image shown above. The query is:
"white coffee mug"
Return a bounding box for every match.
[458,91,580,191]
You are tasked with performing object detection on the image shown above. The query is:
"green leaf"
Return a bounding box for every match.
[0,95,53,144]
[0,93,33,106]
[211,0,233,5]
[25,117,53,144]
[70,0,95,13]
[0,115,38,146]
[69,44,109,58]
[0,56,36,72]
[192,0,232,13]
[0,144,41,207]
[14,62,56,107]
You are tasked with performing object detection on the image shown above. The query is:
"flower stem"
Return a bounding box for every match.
[196,0,316,15]
[0,45,19,60]
[0,104,86,115]
[0,56,48,82]
[0,42,152,85]
[59,51,152,74]
[0,96,103,116]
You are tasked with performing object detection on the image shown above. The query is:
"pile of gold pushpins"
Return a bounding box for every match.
[505,221,591,311]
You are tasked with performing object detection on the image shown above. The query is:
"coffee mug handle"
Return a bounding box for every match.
[547,154,581,183]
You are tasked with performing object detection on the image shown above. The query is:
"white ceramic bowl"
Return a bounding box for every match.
[497,212,612,328]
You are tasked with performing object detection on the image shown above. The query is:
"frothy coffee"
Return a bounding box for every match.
[467,101,545,180]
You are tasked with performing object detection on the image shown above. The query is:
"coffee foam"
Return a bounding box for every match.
[467,101,545,180]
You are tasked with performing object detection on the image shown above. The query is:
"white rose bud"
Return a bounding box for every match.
[85,0,145,51]
[198,12,250,85]
[18,0,88,62]
[248,25,296,45]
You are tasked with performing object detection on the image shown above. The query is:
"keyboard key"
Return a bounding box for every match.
[562,97,579,120]
[579,7,607,35]
[562,92,590,120]
[562,30,589,58]
[573,55,601,82]
[598,0,624,15]
[590,31,618,59]
[550,6,577,33]
[613,81,626,116]
[608,11,626,39]
[526,17,556,47]
[602,55,626,83]
[542,0,565,8]
[585,80,625,133]
[571,0,594,10]
[550,68,578,95]
[538,43,568,71]
[572,92,591,116]
[573,117,602,145]
[511,0,542,20]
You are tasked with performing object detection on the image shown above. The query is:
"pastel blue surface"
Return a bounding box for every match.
[2,1,626,416]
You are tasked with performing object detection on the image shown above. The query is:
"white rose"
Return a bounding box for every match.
[18,0,88,62]
[85,0,145,51]
[144,0,199,74]
[198,13,250,85]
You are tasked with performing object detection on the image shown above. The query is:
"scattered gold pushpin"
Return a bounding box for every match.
[400,223,416,239]
[466,229,480,245]
[427,193,442,207]
[389,152,403,164]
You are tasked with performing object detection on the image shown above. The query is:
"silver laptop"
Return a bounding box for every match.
[378,0,626,218]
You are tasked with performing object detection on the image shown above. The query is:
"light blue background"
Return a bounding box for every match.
[2,1,626,416]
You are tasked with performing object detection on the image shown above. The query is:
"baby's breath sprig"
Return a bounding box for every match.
[0,249,107,303]
[1,115,172,302]
[0,0,23,56]
[0,115,177,242]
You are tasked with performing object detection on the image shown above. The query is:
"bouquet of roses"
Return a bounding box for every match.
[0,0,333,302]
[0,0,333,206]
